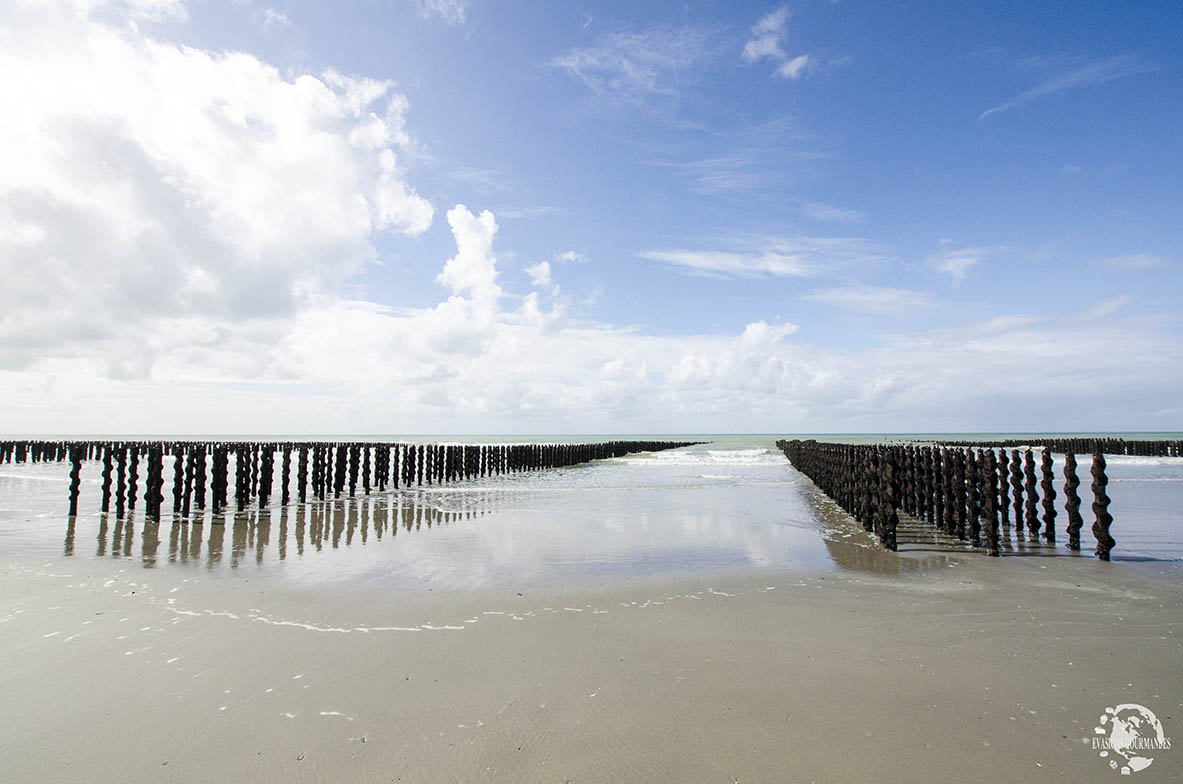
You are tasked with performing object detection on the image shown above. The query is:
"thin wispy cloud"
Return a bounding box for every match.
[801,201,864,223]
[741,6,814,81]
[639,236,884,279]
[550,23,719,104]
[643,116,826,195]
[980,54,1155,119]
[1096,253,1165,270]
[804,285,929,315]
[418,0,468,26]
[927,244,999,285]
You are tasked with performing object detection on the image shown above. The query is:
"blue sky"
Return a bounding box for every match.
[0,0,1179,434]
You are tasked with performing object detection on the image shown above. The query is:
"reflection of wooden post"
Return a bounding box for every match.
[1063,452,1083,550]
[1040,448,1056,542]
[1091,451,1115,561]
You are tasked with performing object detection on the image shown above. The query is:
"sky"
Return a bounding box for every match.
[0,0,1180,435]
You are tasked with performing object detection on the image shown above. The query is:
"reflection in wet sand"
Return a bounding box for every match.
[82,491,496,570]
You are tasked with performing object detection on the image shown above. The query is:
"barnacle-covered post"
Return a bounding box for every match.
[1023,449,1040,538]
[883,448,899,551]
[982,448,1000,556]
[115,446,127,519]
[101,445,113,514]
[1039,448,1056,543]
[997,448,1010,528]
[281,445,291,506]
[1063,452,1083,550]
[966,448,981,547]
[172,446,184,515]
[1010,450,1024,538]
[1091,451,1115,561]
[67,445,83,517]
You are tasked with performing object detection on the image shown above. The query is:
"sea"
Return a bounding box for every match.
[1,434,1180,590]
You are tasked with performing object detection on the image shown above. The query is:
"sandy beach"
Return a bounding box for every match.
[2,523,1180,783]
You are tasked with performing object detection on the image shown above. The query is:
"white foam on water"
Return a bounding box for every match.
[619,448,784,467]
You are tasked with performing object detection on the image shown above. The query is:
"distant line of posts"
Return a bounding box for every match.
[0,439,700,524]
[776,439,1117,560]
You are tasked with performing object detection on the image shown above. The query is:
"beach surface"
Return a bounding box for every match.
[3,540,1181,782]
[1,439,1180,782]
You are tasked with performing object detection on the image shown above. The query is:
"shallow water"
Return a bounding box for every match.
[1,435,1180,589]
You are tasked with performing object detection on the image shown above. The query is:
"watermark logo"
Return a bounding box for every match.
[1093,703,1171,775]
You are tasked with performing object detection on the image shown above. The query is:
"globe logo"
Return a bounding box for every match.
[1093,703,1172,775]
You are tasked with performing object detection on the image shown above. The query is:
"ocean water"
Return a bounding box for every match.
[0,435,1179,590]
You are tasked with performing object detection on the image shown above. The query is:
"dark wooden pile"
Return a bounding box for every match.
[777,439,1120,560]
[2,439,700,522]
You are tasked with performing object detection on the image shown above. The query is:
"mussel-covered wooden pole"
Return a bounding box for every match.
[777,439,1123,560]
[1091,451,1115,561]
[41,439,700,519]
[1063,452,1083,551]
[1039,448,1056,543]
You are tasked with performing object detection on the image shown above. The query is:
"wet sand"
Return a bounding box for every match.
[2,542,1180,783]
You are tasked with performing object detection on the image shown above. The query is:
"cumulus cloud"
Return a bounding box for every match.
[2,2,1180,434]
[0,0,432,374]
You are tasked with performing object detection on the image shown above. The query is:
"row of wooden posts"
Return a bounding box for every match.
[776,439,1116,560]
[0,440,699,522]
[932,437,1181,458]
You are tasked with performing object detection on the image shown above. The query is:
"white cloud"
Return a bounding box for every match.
[980,54,1156,120]
[741,6,813,82]
[0,0,433,373]
[804,286,929,315]
[640,236,884,279]
[801,201,863,223]
[1096,253,1164,270]
[776,54,813,80]
[550,24,717,104]
[742,7,788,63]
[2,3,1179,434]
[927,245,995,285]
[418,0,468,26]
[525,261,557,294]
[261,7,290,27]
[437,205,501,309]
